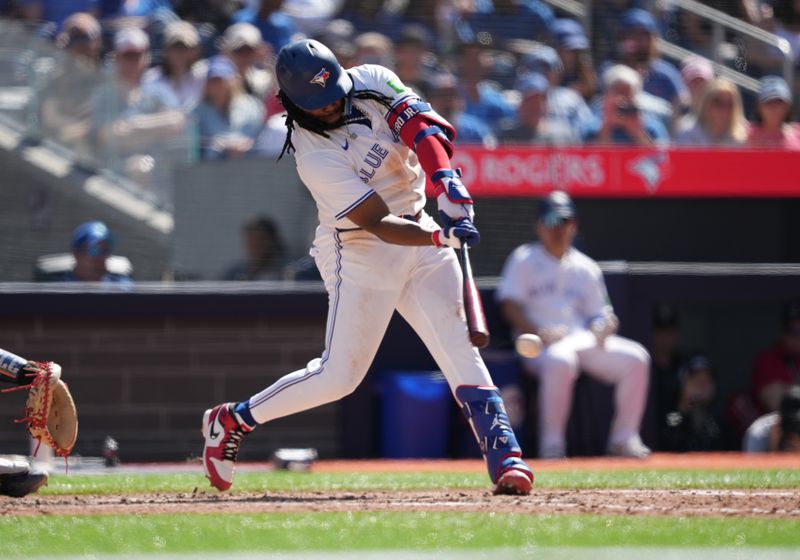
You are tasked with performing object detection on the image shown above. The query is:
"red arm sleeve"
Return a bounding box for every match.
[399,118,452,179]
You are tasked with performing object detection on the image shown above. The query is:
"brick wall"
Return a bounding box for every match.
[0,314,333,462]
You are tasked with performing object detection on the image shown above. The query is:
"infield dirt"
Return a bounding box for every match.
[2,453,799,518]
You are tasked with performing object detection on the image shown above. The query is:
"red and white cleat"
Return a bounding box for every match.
[493,467,534,496]
[201,403,252,491]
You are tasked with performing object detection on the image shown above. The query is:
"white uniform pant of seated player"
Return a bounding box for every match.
[248,216,492,423]
[522,329,650,459]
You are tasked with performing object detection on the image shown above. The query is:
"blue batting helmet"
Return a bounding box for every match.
[72,221,115,256]
[538,191,576,228]
[275,39,352,111]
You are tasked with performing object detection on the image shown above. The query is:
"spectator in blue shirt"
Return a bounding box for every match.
[520,45,593,133]
[337,0,405,41]
[611,8,688,117]
[423,73,498,148]
[582,64,670,146]
[501,73,580,145]
[550,18,598,101]
[18,0,99,27]
[193,56,265,160]
[456,38,516,134]
[591,0,654,65]
[232,0,299,54]
[465,0,555,46]
[393,24,441,95]
[98,0,176,30]
[99,0,173,18]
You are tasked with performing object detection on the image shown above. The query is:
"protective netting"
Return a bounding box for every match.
[0,1,796,282]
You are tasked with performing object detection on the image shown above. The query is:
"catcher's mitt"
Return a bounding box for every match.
[5,362,78,457]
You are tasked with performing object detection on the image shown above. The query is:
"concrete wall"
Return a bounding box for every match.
[1,265,798,462]
[0,147,171,282]
[172,158,318,280]
[0,294,332,462]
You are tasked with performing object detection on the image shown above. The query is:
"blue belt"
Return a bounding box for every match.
[336,210,422,232]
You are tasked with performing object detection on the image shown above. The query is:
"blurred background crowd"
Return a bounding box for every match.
[1,0,799,197]
[0,1,797,460]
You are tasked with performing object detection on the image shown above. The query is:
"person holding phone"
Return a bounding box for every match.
[582,64,670,146]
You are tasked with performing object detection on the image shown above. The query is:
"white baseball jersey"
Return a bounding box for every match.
[245,64,497,436]
[497,242,612,332]
[498,242,650,459]
[291,64,427,233]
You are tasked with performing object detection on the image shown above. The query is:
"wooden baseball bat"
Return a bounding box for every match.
[459,244,490,348]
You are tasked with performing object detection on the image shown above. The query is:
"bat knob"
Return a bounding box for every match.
[470,332,490,349]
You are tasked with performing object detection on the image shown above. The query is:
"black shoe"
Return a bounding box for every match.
[0,471,48,498]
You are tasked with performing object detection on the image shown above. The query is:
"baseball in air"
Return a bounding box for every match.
[515,334,543,358]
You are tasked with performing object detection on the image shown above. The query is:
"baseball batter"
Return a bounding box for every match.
[497,191,651,459]
[201,39,533,495]
[0,347,50,497]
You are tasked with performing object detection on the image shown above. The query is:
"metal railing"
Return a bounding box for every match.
[658,39,762,94]
[542,0,793,94]
[669,0,793,88]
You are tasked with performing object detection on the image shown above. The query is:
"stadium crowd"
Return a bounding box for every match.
[2,0,800,174]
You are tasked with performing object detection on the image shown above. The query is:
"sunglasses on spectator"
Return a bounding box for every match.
[66,31,94,45]
[232,45,256,55]
[710,97,733,109]
[167,41,192,50]
[118,50,146,60]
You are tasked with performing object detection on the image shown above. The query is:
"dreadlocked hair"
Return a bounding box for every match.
[277,88,398,160]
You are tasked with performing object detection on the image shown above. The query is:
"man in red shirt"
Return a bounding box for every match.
[752,302,800,414]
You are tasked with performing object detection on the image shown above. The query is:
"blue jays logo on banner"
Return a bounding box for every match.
[310,68,330,87]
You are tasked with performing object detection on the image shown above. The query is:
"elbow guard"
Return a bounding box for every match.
[386,97,456,156]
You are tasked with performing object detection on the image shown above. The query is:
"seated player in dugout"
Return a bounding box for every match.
[744,385,800,453]
[497,191,651,459]
[201,39,534,496]
[36,221,133,284]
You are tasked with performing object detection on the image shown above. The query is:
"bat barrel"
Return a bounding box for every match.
[460,245,490,348]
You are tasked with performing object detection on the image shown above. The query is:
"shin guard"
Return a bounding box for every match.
[455,385,533,484]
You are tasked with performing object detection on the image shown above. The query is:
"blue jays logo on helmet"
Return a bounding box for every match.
[310,67,331,87]
[276,39,353,110]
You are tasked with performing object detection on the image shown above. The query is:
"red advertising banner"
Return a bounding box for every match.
[445,146,800,198]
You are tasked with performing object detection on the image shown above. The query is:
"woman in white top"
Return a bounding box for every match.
[144,20,206,112]
[676,78,748,147]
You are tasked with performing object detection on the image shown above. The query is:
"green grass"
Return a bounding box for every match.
[2,468,797,556]
[38,468,800,495]
[2,512,799,555]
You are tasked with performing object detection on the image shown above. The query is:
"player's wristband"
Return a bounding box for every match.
[432,230,444,248]
[0,348,27,384]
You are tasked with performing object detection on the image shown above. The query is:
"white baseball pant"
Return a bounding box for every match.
[522,330,650,457]
[246,215,493,424]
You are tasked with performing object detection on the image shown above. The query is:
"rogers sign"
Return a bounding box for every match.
[437,146,800,198]
[452,149,606,195]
